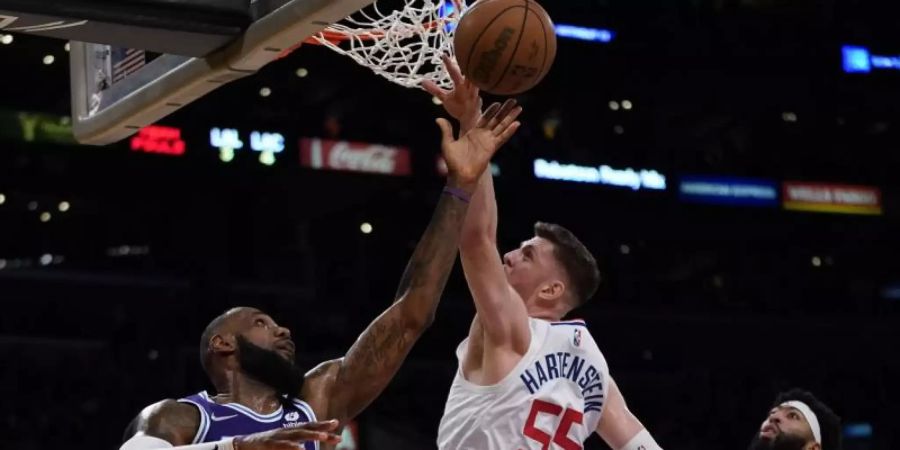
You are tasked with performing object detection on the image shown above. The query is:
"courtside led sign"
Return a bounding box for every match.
[300,138,412,176]
[0,110,76,145]
[679,176,778,207]
[783,182,882,215]
[842,45,900,73]
[533,159,666,191]
[555,25,615,43]
[131,125,185,156]
[210,127,284,165]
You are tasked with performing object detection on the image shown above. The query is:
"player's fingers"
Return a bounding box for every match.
[280,429,340,443]
[496,99,518,119]
[436,118,455,145]
[297,419,340,432]
[442,54,465,87]
[496,121,521,145]
[488,99,516,130]
[477,102,502,128]
[422,80,447,98]
[493,106,523,136]
[465,81,480,103]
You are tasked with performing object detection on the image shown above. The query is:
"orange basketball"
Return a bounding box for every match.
[453,0,557,96]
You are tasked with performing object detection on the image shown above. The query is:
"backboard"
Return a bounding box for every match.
[68,0,374,145]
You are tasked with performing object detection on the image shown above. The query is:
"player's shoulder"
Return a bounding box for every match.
[141,398,201,422]
[300,358,343,417]
[304,358,342,387]
[126,399,200,445]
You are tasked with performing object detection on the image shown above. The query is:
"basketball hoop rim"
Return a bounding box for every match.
[301,0,465,45]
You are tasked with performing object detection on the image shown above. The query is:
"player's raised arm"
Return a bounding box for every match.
[427,58,531,355]
[595,378,663,450]
[311,103,522,424]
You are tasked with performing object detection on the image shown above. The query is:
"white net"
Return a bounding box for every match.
[310,0,468,90]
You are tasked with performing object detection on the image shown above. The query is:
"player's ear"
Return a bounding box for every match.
[537,280,565,302]
[210,333,237,356]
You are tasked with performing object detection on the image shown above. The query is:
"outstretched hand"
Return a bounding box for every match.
[423,55,482,131]
[234,419,342,450]
[436,99,522,191]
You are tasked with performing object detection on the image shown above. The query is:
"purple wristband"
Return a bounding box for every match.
[443,186,471,204]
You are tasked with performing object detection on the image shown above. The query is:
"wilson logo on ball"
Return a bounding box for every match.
[473,27,516,83]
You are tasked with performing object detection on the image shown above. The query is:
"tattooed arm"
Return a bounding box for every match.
[302,101,523,424]
[120,400,201,447]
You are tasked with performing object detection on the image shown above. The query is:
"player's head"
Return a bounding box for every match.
[748,388,842,450]
[503,222,601,316]
[199,307,305,396]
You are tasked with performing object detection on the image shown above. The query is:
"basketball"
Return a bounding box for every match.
[453,0,557,96]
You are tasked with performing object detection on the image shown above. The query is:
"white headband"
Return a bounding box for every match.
[781,401,822,445]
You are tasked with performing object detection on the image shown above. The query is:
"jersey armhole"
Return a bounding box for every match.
[176,398,210,444]
[290,398,318,422]
[290,399,319,450]
[454,319,544,393]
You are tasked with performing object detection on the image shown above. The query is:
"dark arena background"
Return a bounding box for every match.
[0,0,898,449]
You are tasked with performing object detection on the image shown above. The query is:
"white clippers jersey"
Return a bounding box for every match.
[438,318,609,450]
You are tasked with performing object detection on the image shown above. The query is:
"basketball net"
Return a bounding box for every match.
[287,0,468,90]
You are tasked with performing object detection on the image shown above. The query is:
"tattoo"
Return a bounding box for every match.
[130,400,200,446]
[331,192,470,420]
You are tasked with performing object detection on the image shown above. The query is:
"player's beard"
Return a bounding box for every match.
[747,432,808,450]
[236,335,305,399]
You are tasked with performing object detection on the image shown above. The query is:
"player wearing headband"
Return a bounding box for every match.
[749,388,843,450]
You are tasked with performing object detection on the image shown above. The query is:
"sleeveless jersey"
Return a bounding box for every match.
[178,391,319,450]
[437,318,609,450]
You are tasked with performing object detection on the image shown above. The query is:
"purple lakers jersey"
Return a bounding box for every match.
[178,391,319,450]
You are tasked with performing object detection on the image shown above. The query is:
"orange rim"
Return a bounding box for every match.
[302,0,464,46]
[279,0,464,59]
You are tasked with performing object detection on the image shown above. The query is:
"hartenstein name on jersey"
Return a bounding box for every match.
[519,351,604,413]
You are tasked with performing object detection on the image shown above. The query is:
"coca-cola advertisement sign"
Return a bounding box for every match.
[300,138,411,176]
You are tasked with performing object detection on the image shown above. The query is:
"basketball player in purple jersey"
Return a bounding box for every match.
[120,103,524,450]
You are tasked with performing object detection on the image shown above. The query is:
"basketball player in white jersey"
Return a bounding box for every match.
[118,102,524,450]
[425,57,663,450]
[748,388,842,450]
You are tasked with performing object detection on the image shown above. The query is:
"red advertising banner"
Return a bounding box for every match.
[299,138,411,176]
[782,182,882,215]
[130,125,185,156]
